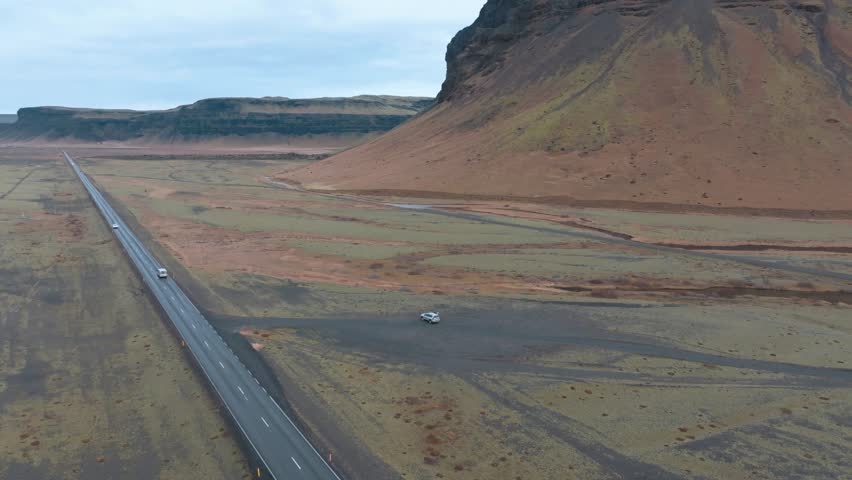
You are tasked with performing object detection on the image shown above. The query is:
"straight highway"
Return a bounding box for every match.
[64,152,341,480]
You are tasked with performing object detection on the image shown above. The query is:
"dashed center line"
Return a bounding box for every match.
[66,153,346,480]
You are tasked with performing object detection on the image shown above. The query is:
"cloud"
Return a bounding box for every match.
[0,0,485,112]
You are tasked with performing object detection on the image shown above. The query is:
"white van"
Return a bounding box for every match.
[157,268,168,279]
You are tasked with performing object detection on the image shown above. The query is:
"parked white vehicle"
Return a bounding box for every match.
[157,268,168,279]
[111,223,119,229]
[420,312,440,324]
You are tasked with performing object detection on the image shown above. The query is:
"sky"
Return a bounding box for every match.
[0,0,486,113]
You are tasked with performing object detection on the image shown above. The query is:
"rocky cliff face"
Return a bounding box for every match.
[439,0,851,103]
[438,1,672,102]
[2,96,432,144]
[291,0,852,212]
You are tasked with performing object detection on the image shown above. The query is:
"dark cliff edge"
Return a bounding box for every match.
[438,0,538,102]
[437,0,849,103]
[437,0,601,102]
[1,96,433,144]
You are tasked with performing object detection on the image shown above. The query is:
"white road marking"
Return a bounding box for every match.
[203,340,209,348]
[192,323,197,330]
[65,152,343,480]
[237,386,246,399]
[179,308,184,313]
[219,361,225,369]
[171,296,175,301]
[254,378,260,384]
[269,397,343,479]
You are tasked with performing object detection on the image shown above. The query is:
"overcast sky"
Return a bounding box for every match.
[0,0,485,112]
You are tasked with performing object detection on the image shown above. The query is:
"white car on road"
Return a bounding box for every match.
[420,312,440,324]
[112,223,119,229]
[157,268,168,279]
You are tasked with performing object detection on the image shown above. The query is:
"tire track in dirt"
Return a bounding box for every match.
[467,374,690,480]
[92,172,269,189]
[0,167,36,200]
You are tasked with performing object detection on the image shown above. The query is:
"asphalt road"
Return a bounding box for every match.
[64,152,341,480]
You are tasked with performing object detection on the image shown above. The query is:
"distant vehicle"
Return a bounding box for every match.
[420,312,440,324]
[111,223,119,229]
[157,268,168,279]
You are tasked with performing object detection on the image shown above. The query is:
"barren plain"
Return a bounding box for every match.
[69,150,852,480]
[0,148,247,479]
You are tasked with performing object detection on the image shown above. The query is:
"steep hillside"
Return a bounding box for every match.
[290,0,852,212]
[1,96,432,146]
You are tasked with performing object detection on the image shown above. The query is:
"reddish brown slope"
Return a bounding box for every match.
[289,0,852,212]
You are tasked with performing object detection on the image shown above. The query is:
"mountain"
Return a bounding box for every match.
[0,114,16,124]
[289,0,852,212]
[1,96,433,147]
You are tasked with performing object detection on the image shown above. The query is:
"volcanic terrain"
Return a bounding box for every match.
[289,0,852,212]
